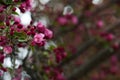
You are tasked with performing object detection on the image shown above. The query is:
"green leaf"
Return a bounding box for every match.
[4,0,13,5]
[12,12,19,15]
[43,74,49,80]
[13,32,28,42]
[0,22,4,26]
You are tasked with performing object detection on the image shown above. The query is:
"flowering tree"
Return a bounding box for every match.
[0,0,120,80]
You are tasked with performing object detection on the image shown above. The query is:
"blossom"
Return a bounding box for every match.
[3,72,12,80]
[14,16,21,24]
[33,33,45,44]
[3,46,12,54]
[57,17,67,25]
[44,29,53,39]
[96,20,104,28]
[0,36,7,46]
[37,22,46,33]
[2,57,13,68]
[54,47,67,63]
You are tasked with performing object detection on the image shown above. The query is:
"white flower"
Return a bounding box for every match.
[2,57,13,68]
[14,8,32,27]
[15,59,23,69]
[3,72,11,80]
[17,47,28,60]
[20,11,32,26]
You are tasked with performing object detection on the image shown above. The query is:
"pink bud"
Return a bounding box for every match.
[5,20,10,26]
[17,24,23,29]
[44,29,53,39]
[3,46,12,54]
[105,33,114,41]
[12,7,16,12]
[37,22,46,33]
[14,17,21,24]
[110,55,118,65]
[0,5,5,13]
[110,65,118,74]
[112,42,119,50]
[71,15,78,25]
[96,20,104,28]
[57,17,67,25]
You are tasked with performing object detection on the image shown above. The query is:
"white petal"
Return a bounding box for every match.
[15,7,21,15]
[2,57,13,68]
[17,47,28,60]
[20,11,32,26]
[3,72,11,80]
[15,59,23,69]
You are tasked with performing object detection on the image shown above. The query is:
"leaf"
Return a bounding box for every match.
[4,0,13,5]
[43,74,49,80]
[12,12,19,16]
[13,32,28,42]
[0,22,4,26]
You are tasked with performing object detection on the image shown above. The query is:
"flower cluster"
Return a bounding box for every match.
[53,47,67,63]
[0,0,54,79]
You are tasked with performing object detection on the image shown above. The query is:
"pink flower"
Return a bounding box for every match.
[0,5,5,13]
[110,65,118,74]
[0,36,7,46]
[54,47,67,63]
[0,14,5,22]
[33,33,45,44]
[96,20,104,28]
[44,29,53,39]
[105,33,115,41]
[3,46,12,54]
[37,22,46,33]
[71,15,78,25]
[57,17,67,25]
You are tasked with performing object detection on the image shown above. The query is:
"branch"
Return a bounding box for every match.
[58,21,120,67]
[57,38,96,67]
[67,47,118,80]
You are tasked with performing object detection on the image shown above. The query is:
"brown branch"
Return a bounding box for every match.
[67,47,119,80]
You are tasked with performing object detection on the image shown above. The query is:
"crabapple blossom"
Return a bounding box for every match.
[44,29,53,39]
[33,33,45,44]
[3,46,12,54]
